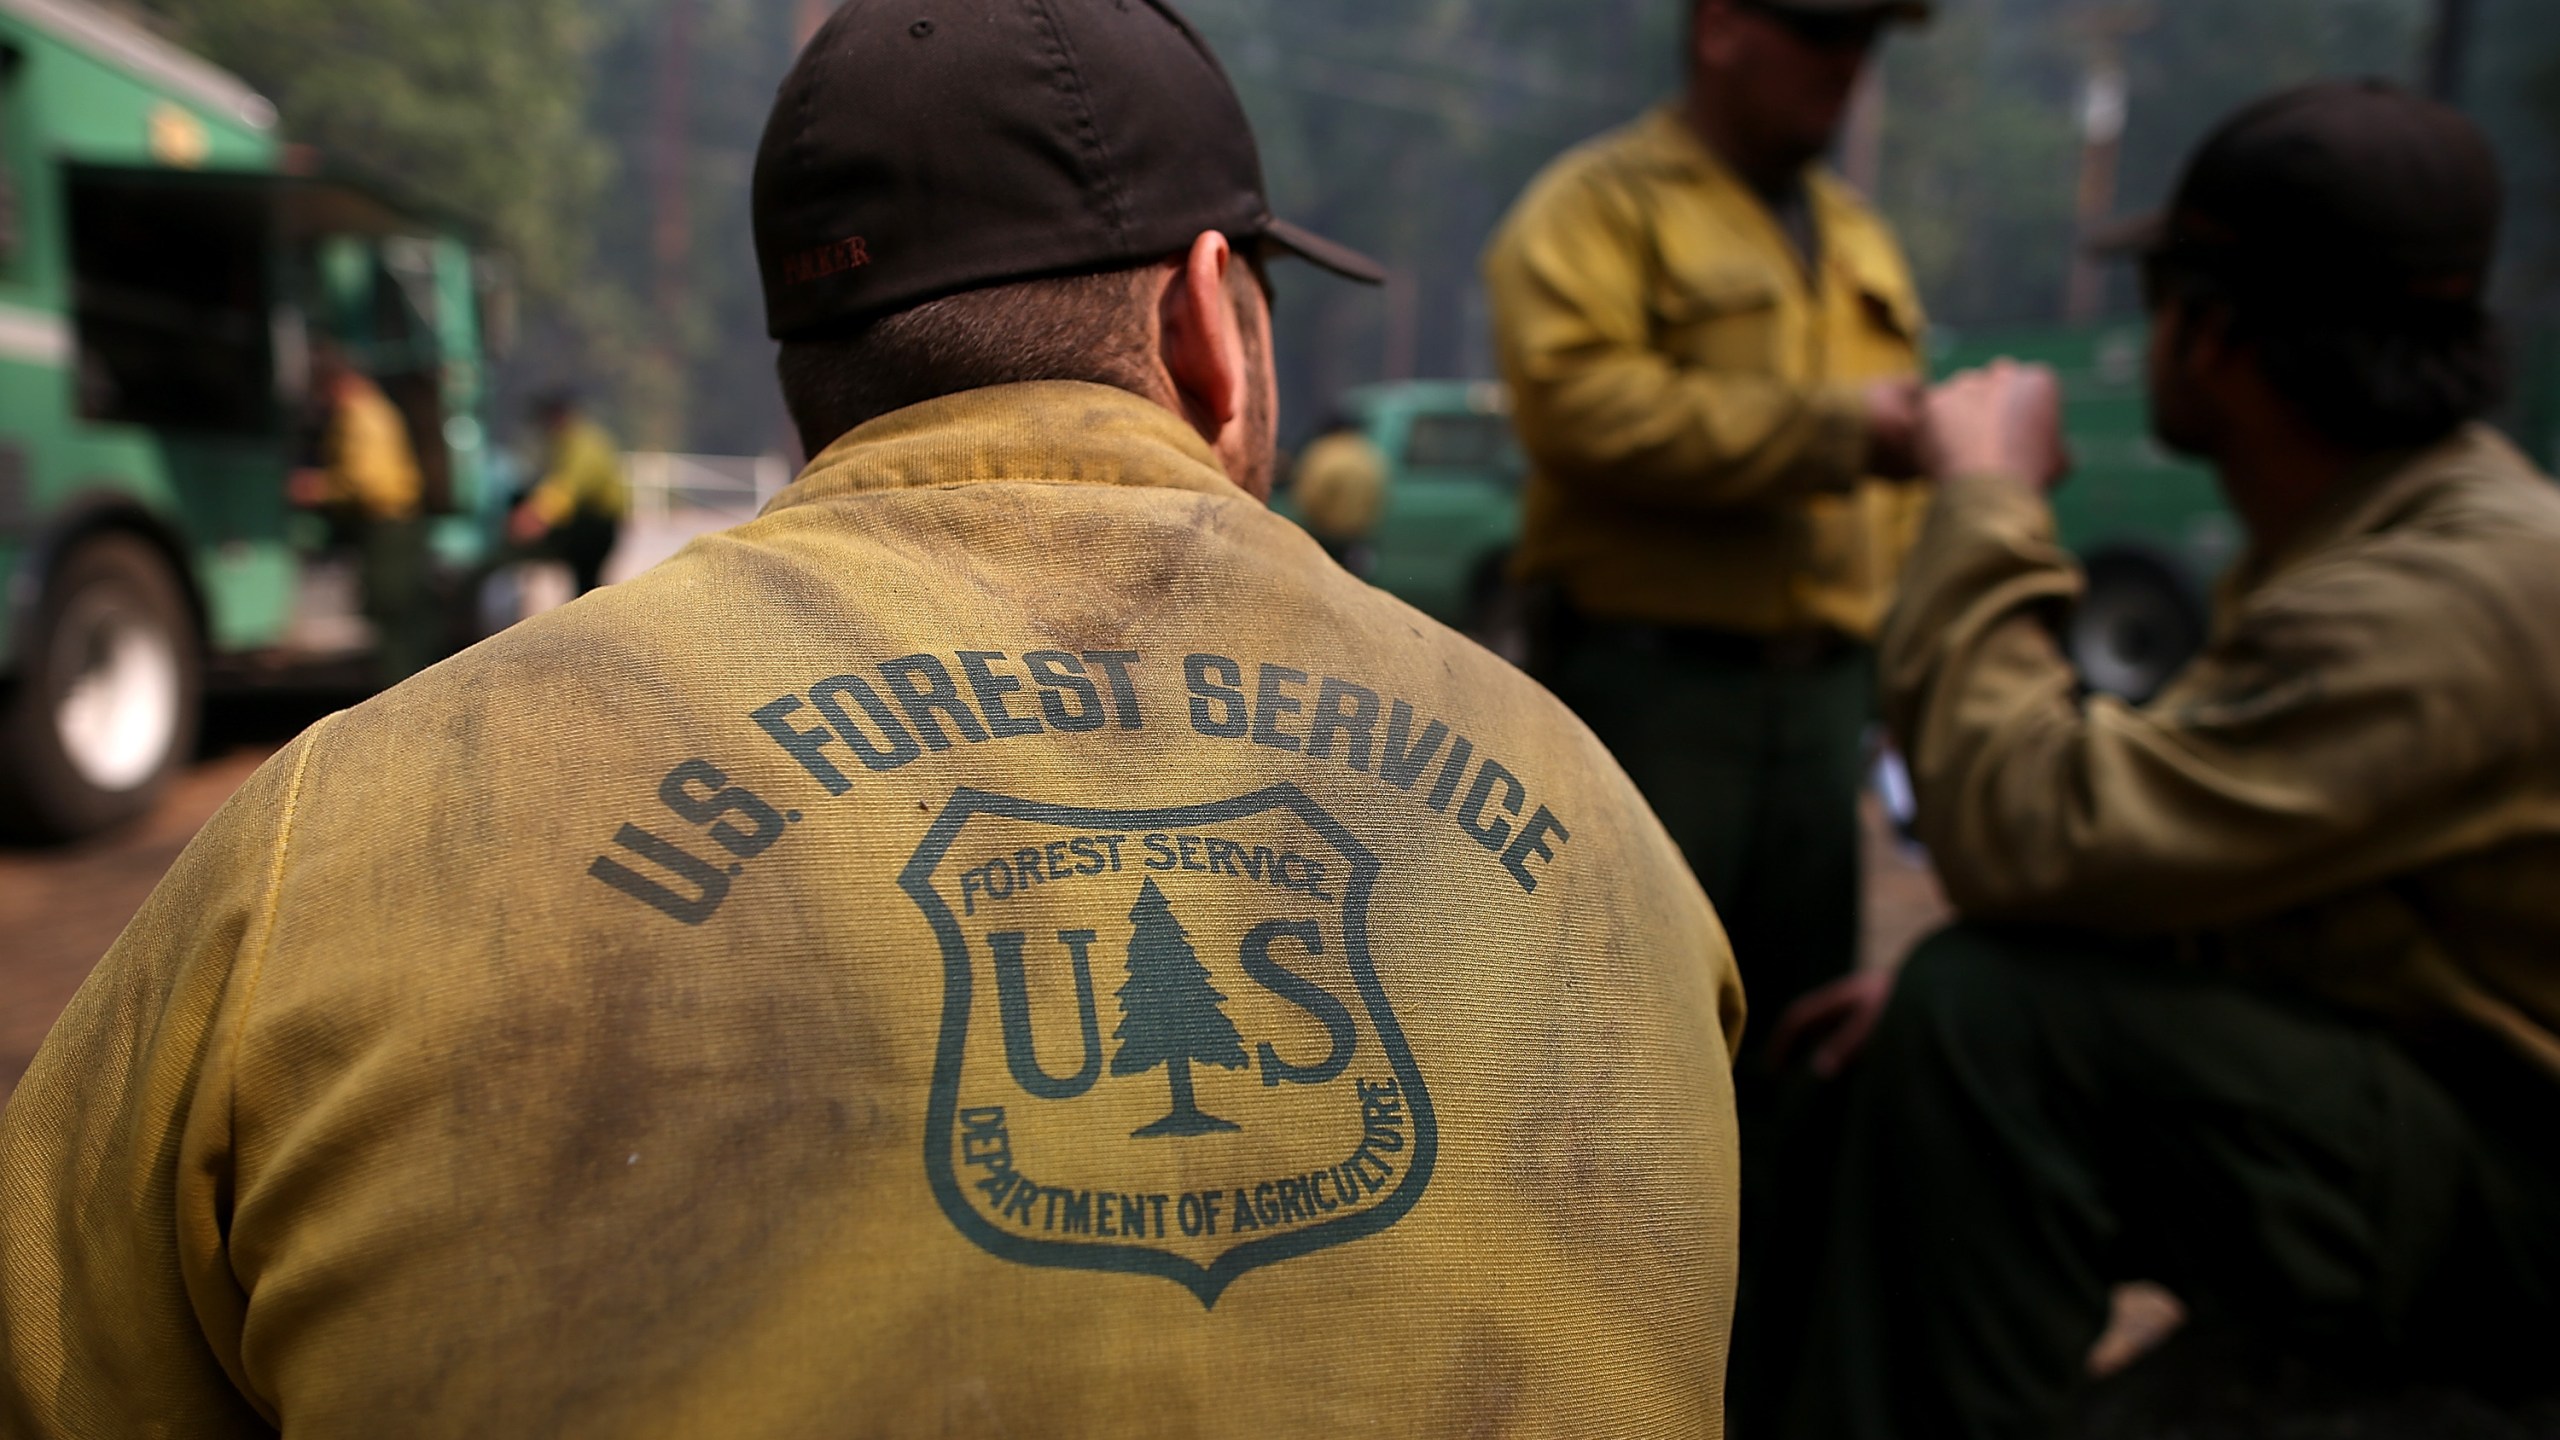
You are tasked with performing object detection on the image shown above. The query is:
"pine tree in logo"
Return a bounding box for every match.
[1111,877,1248,1137]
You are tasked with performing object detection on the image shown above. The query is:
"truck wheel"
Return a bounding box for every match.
[0,534,202,840]
[2069,551,2203,705]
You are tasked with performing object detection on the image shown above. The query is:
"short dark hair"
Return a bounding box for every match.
[2148,256,2508,450]
[777,264,1166,458]
[778,253,1274,458]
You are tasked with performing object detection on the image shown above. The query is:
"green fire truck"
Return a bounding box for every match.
[0,0,505,838]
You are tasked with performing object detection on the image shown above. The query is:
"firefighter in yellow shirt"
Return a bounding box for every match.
[510,391,629,595]
[0,4,1746,1436]
[288,342,432,681]
[1483,4,1931,1428]
[1773,83,2560,1437]
[1290,424,1388,574]
[1484,0,1930,1060]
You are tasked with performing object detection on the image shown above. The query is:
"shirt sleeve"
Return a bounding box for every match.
[0,726,330,1436]
[1484,169,1872,512]
[1880,472,2528,933]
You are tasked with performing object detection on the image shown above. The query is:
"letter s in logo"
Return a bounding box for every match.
[1240,919,1356,1087]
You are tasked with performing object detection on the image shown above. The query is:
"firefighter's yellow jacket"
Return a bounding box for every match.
[1885,424,2560,1080]
[1291,430,1388,542]
[0,382,1744,1437]
[526,416,630,527]
[315,375,422,522]
[1483,106,1930,638]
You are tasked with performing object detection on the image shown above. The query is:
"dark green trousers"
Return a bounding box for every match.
[359,515,434,685]
[1549,629,1876,1437]
[1782,925,2560,1439]
[1549,630,1874,1033]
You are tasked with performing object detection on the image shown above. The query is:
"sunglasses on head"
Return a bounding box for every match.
[1734,0,1889,53]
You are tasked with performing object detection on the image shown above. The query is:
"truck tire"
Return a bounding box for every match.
[2069,551,2204,705]
[0,533,202,840]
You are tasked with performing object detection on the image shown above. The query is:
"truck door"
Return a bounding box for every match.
[63,163,291,565]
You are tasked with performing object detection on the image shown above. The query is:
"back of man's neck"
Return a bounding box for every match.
[2219,424,2385,561]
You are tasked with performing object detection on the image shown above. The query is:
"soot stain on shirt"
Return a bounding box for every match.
[1443,1317,1533,1439]
[429,918,901,1426]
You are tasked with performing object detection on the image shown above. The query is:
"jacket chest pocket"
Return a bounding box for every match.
[1648,259,1790,376]
[1827,257,1925,383]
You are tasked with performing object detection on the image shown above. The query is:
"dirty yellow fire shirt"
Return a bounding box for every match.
[0,382,1744,1437]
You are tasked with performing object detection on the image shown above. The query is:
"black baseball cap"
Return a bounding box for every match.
[1747,0,1931,17]
[2091,79,2501,305]
[754,0,1384,341]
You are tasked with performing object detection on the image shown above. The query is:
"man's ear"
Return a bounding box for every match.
[1158,231,1249,446]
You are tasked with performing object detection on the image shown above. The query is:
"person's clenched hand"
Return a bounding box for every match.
[1766,967,1898,1079]
[1923,359,2070,493]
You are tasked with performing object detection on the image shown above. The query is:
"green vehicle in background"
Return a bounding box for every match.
[1278,379,1527,643]
[1293,332,2238,699]
[0,0,505,838]
[1933,322,2238,703]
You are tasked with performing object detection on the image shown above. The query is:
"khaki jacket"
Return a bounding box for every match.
[318,375,422,522]
[0,383,1744,1437]
[1884,425,2560,1080]
[527,416,630,526]
[1484,107,1929,638]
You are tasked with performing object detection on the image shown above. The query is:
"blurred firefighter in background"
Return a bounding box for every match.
[288,340,431,681]
[1484,0,1933,1050]
[1290,420,1388,576]
[1778,80,2560,1439]
[510,390,629,596]
[1482,2,1934,1429]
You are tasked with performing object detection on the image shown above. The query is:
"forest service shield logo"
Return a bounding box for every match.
[903,785,1437,1307]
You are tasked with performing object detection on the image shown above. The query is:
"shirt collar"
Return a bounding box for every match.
[1636,105,1856,267]
[765,381,1245,514]
[2234,423,2527,593]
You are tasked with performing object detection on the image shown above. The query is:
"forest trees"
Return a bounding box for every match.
[128,0,2554,453]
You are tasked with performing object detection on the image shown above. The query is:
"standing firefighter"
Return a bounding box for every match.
[289,342,432,681]
[1483,0,1929,1043]
[1482,2,1930,1425]
[511,391,630,597]
[1290,423,1389,575]
[1777,82,2560,1437]
[0,2,1746,1436]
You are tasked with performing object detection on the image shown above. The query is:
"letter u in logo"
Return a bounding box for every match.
[988,930,1103,1099]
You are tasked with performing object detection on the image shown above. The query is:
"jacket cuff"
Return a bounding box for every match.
[1936,469,2059,543]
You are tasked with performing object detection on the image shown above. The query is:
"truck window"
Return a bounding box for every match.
[0,44,23,269]
[66,168,274,434]
[1403,413,1515,472]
